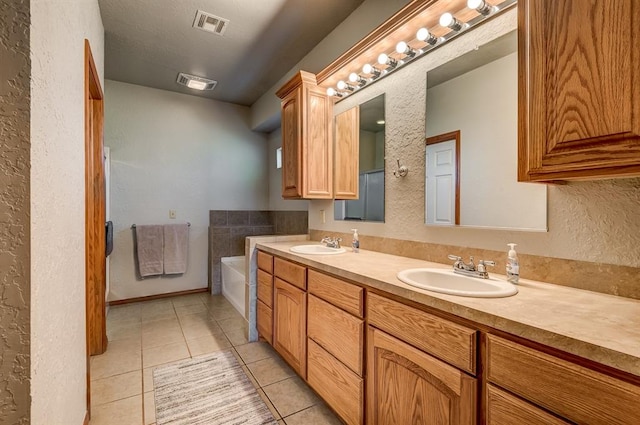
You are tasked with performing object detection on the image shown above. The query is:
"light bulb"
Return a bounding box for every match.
[336,80,355,91]
[377,53,398,68]
[439,13,454,27]
[362,63,381,78]
[416,28,439,46]
[395,41,418,58]
[187,80,207,90]
[439,12,464,31]
[467,0,495,15]
[326,87,336,96]
[348,73,359,83]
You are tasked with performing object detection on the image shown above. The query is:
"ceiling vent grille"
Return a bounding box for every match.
[176,73,217,91]
[193,10,229,36]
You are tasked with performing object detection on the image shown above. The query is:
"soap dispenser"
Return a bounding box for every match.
[506,243,519,284]
[351,229,360,253]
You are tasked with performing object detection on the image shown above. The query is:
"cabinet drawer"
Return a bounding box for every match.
[274,257,306,290]
[367,292,476,374]
[308,269,363,318]
[307,339,363,425]
[257,251,273,273]
[257,300,272,344]
[486,384,569,425]
[487,334,640,424]
[257,269,273,308]
[307,294,364,375]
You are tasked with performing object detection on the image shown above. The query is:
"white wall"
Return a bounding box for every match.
[267,128,309,211]
[105,81,269,301]
[30,0,104,423]
[313,9,640,268]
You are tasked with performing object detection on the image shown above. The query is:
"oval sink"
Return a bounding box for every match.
[290,244,347,255]
[397,268,517,298]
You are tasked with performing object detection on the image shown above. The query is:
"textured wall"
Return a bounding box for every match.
[105,80,269,301]
[30,0,104,423]
[311,9,640,271]
[0,1,31,424]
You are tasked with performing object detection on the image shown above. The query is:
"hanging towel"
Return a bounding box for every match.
[163,223,189,274]
[135,225,164,277]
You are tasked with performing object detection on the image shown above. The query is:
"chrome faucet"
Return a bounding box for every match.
[447,255,495,279]
[321,236,342,249]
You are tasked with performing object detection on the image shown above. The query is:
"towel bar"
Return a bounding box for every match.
[131,223,191,228]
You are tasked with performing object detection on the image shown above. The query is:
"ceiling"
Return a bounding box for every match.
[99,0,365,106]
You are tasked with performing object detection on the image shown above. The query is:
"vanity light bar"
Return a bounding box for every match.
[325,0,517,100]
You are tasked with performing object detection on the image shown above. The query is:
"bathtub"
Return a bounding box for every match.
[221,256,246,317]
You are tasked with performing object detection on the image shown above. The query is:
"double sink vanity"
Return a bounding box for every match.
[254,241,640,425]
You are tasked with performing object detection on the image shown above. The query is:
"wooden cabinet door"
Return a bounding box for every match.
[334,106,359,199]
[256,300,273,345]
[302,83,333,199]
[273,278,307,377]
[281,88,302,198]
[367,327,476,425]
[519,0,640,181]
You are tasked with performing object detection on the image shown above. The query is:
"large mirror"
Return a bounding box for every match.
[425,31,547,231]
[334,94,385,222]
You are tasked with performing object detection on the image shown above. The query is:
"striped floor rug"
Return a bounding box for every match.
[153,350,277,425]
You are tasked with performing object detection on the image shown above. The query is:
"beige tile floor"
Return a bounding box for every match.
[89,293,343,425]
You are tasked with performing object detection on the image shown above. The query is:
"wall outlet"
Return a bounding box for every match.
[320,209,325,224]
[169,210,176,219]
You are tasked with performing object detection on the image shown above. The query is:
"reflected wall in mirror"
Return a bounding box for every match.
[425,31,547,231]
[335,94,385,222]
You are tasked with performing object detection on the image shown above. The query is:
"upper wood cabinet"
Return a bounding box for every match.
[518,0,640,181]
[276,71,333,199]
[334,106,360,200]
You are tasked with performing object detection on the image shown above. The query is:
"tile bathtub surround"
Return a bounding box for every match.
[209,210,308,293]
[310,229,640,300]
[90,293,339,425]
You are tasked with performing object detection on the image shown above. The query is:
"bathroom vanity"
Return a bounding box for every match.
[255,241,640,425]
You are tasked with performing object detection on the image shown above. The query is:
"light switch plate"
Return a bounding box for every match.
[169,210,176,219]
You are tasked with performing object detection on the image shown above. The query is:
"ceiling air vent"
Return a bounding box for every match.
[193,10,229,36]
[176,73,217,91]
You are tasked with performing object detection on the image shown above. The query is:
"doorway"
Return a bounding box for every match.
[84,39,107,416]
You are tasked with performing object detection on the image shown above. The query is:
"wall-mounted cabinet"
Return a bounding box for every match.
[334,106,360,200]
[518,0,640,181]
[276,71,333,199]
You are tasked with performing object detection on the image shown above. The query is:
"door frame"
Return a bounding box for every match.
[84,39,107,418]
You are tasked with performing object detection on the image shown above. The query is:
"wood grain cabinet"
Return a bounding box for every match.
[367,327,477,425]
[276,71,333,199]
[486,334,640,424]
[256,252,273,344]
[306,270,365,425]
[272,258,307,378]
[334,106,360,200]
[518,0,640,181]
